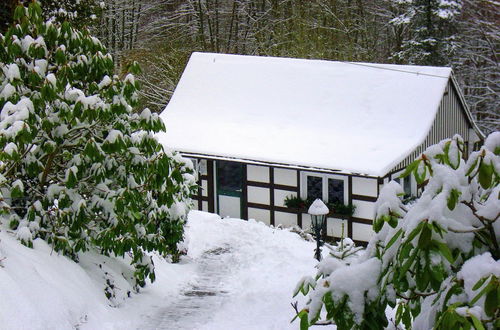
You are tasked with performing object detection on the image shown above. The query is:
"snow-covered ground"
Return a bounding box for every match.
[0,211,327,329]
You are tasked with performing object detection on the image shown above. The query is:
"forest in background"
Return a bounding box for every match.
[1,0,498,134]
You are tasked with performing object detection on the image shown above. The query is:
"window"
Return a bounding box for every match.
[307,176,323,200]
[217,161,243,192]
[403,176,412,196]
[328,178,344,204]
[303,173,347,205]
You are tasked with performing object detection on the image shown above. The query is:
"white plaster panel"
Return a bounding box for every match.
[301,213,312,232]
[202,201,208,212]
[247,165,269,182]
[198,159,207,175]
[219,195,241,218]
[201,179,208,197]
[247,186,270,205]
[353,200,375,220]
[275,211,298,228]
[248,208,270,225]
[274,168,297,186]
[326,217,349,238]
[352,177,378,197]
[352,223,374,242]
[274,189,296,207]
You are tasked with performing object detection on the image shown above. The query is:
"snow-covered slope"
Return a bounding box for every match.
[0,211,322,329]
[158,52,451,176]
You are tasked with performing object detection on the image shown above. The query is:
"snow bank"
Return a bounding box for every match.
[0,211,321,329]
[0,231,112,329]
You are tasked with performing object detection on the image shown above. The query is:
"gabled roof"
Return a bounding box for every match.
[157,52,454,177]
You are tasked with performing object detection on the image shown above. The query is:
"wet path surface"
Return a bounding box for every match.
[141,246,234,330]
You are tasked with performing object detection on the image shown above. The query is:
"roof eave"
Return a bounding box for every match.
[177,151,382,179]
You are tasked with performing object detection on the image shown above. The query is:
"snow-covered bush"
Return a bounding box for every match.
[294,133,500,329]
[0,2,196,289]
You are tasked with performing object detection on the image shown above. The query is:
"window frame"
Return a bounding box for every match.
[301,171,348,205]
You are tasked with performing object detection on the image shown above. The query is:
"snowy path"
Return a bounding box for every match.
[142,245,233,329]
[136,211,323,330]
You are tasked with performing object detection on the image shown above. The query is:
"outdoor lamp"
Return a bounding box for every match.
[308,199,329,261]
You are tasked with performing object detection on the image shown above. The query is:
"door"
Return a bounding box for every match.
[216,161,244,219]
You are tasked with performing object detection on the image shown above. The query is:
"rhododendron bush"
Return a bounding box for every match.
[0,2,196,290]
[295,133,500,329]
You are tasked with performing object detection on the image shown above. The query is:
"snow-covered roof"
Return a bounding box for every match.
[157,52,453,176]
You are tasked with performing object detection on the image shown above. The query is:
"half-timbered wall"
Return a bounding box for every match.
[191,159,215,213]
[189,157,379,244]
[390,80,474,174]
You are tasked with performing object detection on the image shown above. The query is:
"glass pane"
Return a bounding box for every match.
[217,161,243,192]
[404,177,412,196]
[328,178,344,204]
[307,176,323,201]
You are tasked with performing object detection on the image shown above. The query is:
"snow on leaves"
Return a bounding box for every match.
[0,2,196,292]
[295,134,499,329]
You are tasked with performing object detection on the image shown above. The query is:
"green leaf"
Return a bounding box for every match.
[385,228,403,251]
[435,241,454,264]
[406,221,425,243]
[373,216,384,233]
[447,189,461,210]
[399,248,418,279]
[418,223,432,249]
[478,163,493,189]
[465,156,479,176]
[484,288,497,317]
[132,211,142,220]
[11,184,23,198]
[469,314,485,330]
[400,160,419,179]
[470,279,494,305]
[13,5,25,21]
[300,311,309,330]
[472,276,489,291]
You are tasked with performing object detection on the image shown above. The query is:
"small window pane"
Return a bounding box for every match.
[307,176,323,201]
[218,161,243,192]
[328,178,344,204]
[404,177,412,196]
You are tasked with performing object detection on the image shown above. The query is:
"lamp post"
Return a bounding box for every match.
[308,199,329,261]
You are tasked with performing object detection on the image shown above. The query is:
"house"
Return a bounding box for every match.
[157,52,484,244]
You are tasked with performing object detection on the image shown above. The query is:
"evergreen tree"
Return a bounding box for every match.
[390,0,462,65]
[0,1,196,289]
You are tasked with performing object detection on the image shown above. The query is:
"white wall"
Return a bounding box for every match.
[326,217,349,238]
[274,168,297,186]
[352,177,377,197]
[274,189,295,207]
[248,208,271,225]
[201,179,208,197]
[247,186,270,205]
[301,213,312,232]
[275,212,298,228]
[353,200,375,220]
[352,223,374,242]
[247,165,269,182]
